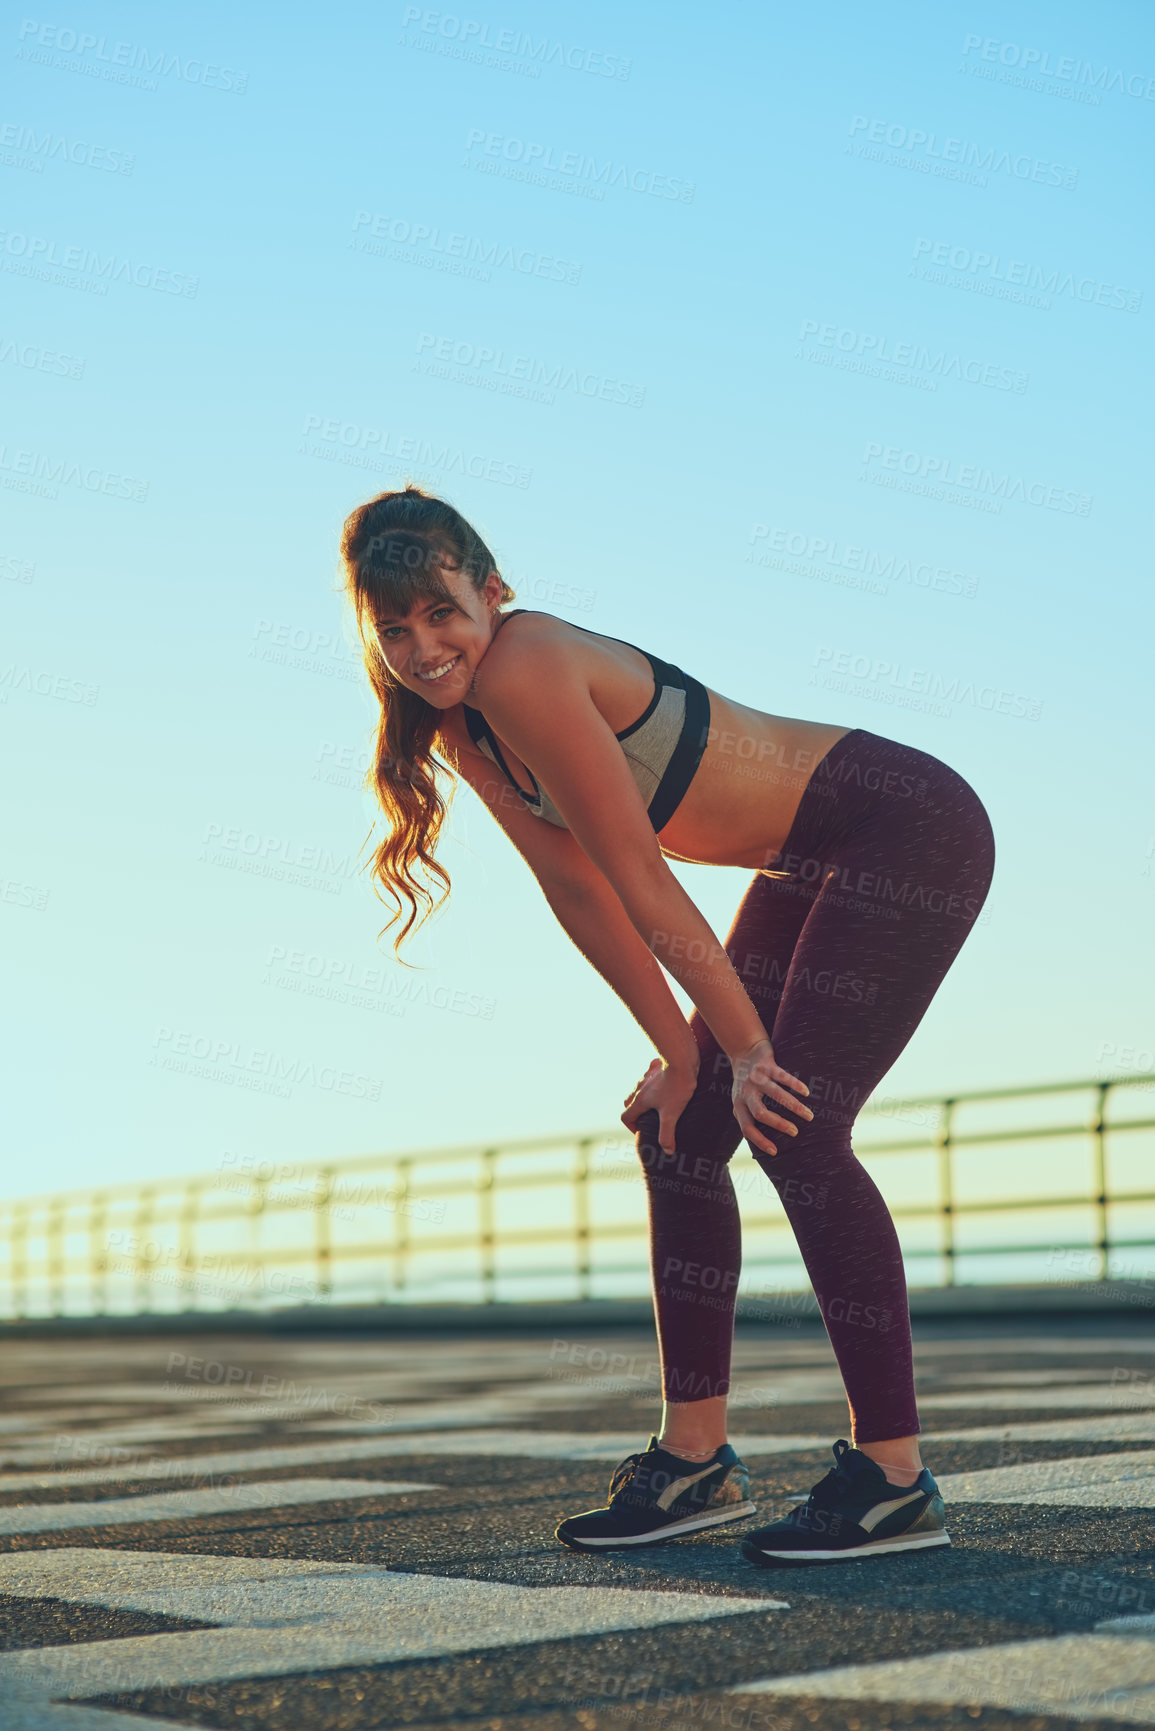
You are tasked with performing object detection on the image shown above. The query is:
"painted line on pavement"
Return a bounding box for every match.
[0,1548,786,1725]
[0,1479,434,1535]
[730,1624,1155,1724]
[938,1449,1155,1506]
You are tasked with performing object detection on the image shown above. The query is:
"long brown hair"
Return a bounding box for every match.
[340,486,515,960]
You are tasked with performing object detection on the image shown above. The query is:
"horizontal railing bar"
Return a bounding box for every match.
[854,1119,1155,1157]
[2,1076,1151,1220]
[6,1120,1155,1236]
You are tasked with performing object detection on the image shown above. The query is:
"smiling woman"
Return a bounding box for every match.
[338,483,996,1567]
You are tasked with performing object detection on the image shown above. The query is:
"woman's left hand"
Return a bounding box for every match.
[621,1057,699,1155]
[730,1038,813,1158]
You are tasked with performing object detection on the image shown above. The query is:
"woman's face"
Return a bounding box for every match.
[372,565,505,707]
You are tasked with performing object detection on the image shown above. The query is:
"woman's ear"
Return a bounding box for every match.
[482,569,505,609]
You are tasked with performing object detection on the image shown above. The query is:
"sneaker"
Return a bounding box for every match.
[739,1438,950,1567]
[555,1436,756,1552]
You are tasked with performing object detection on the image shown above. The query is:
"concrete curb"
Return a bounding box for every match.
[0,1281,1151,1336]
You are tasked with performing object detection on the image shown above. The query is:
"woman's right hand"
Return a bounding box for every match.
[621,1057,699,1155]
[729,1039,813,1158]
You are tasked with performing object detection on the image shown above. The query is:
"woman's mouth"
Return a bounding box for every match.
[415,654,461,685]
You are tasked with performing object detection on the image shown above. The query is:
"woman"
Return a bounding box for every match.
[340,486,996,1568]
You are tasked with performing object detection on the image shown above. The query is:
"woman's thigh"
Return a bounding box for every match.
[755,747,996,1156]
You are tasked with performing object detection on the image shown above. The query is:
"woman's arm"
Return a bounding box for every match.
[471,624,771,1057]
[468,623,813,1153]
[442,727,698,1071]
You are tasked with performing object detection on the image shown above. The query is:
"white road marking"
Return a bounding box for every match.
[0,1480,434,1535]
[939,1449,1155,1506]
[0,1548,786,1728]
[921,1386,1155,1411]
[10,1419,1155,1500]
[731,1624,1155,1724]
[0,1433,839,1493]
[931,1413,1155,1445]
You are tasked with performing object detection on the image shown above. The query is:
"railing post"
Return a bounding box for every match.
[133,1189,156,1314]
[392,1159,411,1297]
[937,1100,956,1286]
[179,1184,201,1310]
[315,1167,333,1304]
[89,1194,109,1315]
[1094,1081,1110,1279]
[575,1138,592,1301]
[12,1205,29,1320]
[47,1200,65,1317]
[479,1148,497,1303]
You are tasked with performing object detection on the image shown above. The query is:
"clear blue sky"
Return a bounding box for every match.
[2,0,1152,1200]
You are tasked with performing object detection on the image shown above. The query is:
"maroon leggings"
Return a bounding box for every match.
[634,728,996,1442]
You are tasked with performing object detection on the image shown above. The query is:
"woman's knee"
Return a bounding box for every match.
[633,1087,742,1189]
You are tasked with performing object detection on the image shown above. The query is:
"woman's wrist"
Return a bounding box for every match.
[661,1036,700,1077]
[728,1031,772,1068]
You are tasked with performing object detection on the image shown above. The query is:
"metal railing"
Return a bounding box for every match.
[1,1075,1153,1318]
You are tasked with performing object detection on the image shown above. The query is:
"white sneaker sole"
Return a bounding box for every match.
[560,1499,757,1550]
[745,1528,951,1564]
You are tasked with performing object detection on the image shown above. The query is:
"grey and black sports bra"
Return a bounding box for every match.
[461,609,711,833]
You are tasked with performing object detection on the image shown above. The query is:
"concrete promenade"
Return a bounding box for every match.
[1,1314,1154,1728]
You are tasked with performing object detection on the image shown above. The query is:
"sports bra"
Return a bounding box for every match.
[461,609,711,833]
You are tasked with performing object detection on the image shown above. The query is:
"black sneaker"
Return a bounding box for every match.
[555,1436,756,1552]
[739,1438,950,1567]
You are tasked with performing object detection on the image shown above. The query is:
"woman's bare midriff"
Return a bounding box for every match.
[660,688,852,871]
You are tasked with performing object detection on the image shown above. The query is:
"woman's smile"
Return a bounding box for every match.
[414,653,462,685]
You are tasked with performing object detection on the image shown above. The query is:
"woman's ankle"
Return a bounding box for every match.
[657,1393,728,1459]
[854,1435,924,1484]
[655,1437,719,1461]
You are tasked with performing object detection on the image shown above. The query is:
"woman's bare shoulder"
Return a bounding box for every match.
[473,608,585,696]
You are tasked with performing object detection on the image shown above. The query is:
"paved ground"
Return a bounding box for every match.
[2,1317,1155,1729]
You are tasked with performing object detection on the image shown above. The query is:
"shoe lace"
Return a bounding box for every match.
[805,1438,855,1508]
[608,1450,645,1502]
